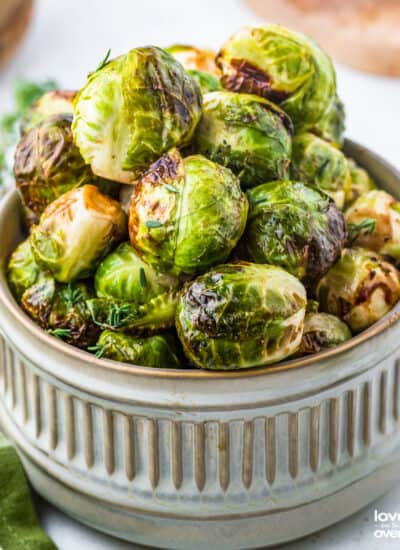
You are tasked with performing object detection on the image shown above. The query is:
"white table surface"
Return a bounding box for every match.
[1,0,400,548]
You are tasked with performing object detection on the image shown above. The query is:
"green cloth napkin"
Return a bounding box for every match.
[0,433,56,550]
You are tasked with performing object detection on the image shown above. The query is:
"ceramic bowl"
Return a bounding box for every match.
[1,140,400,550]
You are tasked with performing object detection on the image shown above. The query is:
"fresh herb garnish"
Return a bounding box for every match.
[164,183,179,193]
[145,220,163,228]
[48,328,71,339]
[347,218,376,245]
[108,303,131,327]
[139,267,147,288]
[65,283,83,306]
[96,48,111,72]
[87,344,106,359]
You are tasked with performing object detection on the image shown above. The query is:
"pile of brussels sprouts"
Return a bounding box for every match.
[6,24,400,370]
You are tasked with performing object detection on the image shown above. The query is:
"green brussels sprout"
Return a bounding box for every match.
[345,190,400,261]
[72,47,202,184]
[19,90,76,134]
[216,24,336,129]
[291,132,352,209]
[14,114,119,217]
[86,291,178,334]
[91,330,182,368]
[89,242,180,333]
[297,312,351,355]
[7,238,43,301]
[310,94,345,147]
[129,149,248,276]
[30,185,127,282]
[21,279,99,348]
[166,44,221,94]
[316,248,400,332]
[176,262,307,370]
[244,181,346,289]
[194,91,293,187]
[345,158,377,207]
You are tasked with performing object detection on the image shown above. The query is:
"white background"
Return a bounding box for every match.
[1,0,400,548]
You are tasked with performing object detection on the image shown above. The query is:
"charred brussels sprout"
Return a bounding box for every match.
[216,24,336,129]
[311,94,345,147]
[297,312,351,355]
[14,114,118,217]
[20,90,76,134]
[30,185,126,282]
[176,262,307,370]
[244,181,346,289]
[345,190,400,261]
[72,47,202,183]
[91,330,181,368]
[346,158,376,207]
[129,149,248,276]
[316,248,400,332]
[21,279,99,348]
[166,44,222,93]
[88,242,180,333]
[291,132,351,209]
[194,91,293,187]
[7,238,43,301]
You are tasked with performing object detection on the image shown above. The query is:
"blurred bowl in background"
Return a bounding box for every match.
[0,0,34,67]
[245,0,400,76]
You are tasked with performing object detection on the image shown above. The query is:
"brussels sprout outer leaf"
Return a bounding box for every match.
[176,262,307,370]
[93,330,182,368]
[316,248,400,332]
[30,185,127,282]
[195,91,293,187]
[7,239,42,301]
[297,312,351,355]
[19,90,76,135]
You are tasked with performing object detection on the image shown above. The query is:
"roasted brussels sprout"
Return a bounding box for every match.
[176,262,307,370]
[194,91,292,187]
[244,181,346,289]
[129,149,248,276]
[310,94,345,147]
[291,132,351,209]
[216,24,336,129]
[345,190,400,261]
[21,279,99,348]
[72,47,202,183]
[20,90,76,134]
[91,330,181,368]
[30,185,126,282]
[166,44,222,93]
[316,248,400,332]
[297,312,351,355]
[7,238,43,300]
[14,114,119,217]
[345,158,377,207]
[88,242,180,333]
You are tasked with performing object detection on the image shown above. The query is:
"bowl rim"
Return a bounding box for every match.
[2,139,400,380]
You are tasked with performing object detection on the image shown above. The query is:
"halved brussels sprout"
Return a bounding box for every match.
[291,132,351,209]
[194,91,293,187]
[310,94,345,147]
[166,44,221,94]
[7,238,43,301]
[20,90,76,134]
[345,190,400,261]
[216,24,336,129]
[129,149,248,276]
[72,47,202,183]
[21,279,99,348]
[30,185,127,282]
[297,312,351,355]
[176,262,307,370]
[14,114,119,217]
[345,158,377,207]
[91,330,181,368]
[244,181,346,289]
[316,248,400,332]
